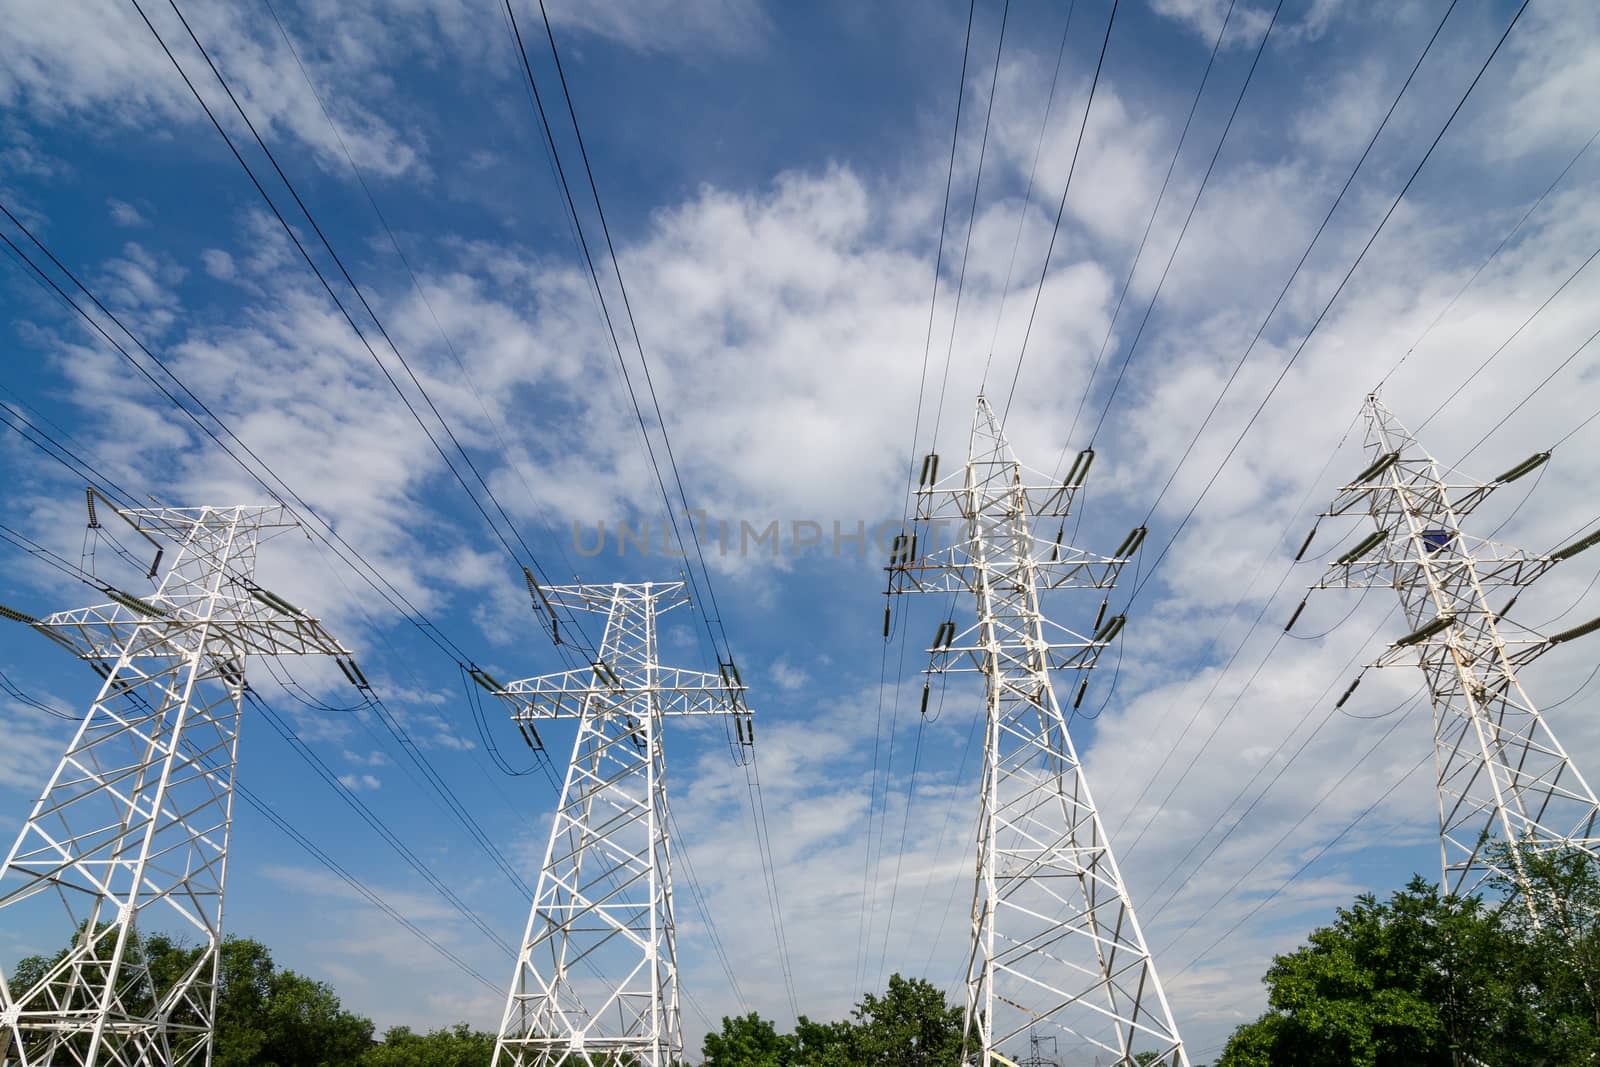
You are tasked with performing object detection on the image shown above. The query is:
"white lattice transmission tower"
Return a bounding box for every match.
[481,581,752,1067]
[888,396,1188,1067]
[0,498,353,1067]
[1308,394,1600,903]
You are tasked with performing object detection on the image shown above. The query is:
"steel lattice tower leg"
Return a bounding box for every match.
[0,501,353,1067]
[1312,395,1600,903]
[889,397,1188,1067]
[484,582,752,1067]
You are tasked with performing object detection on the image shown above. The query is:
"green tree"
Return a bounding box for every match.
[360,1022,496,1067]
[789,1013,854,1066]
[1217,877,1507,1066]
[844,974,963,1067]
[700,975,962,1067]
[9,931,372,1067]
[1217,852,1600,1067]
[1491,846,1600,1060]
[702,1012,791,1067]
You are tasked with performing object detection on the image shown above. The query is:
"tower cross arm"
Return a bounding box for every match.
[488,666,748,721]
[1316,530,1556,591]
[921,614,1127,675]
[888,543,1128,596]
[913,480,1088,523]
[1325,475,1498,520]
[31,599,351,661]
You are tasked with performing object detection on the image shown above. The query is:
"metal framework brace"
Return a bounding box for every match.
[480,582,749,1067]
[1306,395,1600,904]
[889,396,1188,1067]
[0,501,351,1067]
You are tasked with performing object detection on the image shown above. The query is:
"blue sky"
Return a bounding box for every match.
[3,0,1600,1061]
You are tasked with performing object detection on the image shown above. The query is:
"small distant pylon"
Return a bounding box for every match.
[0,496,355,1067]
[1304,394,1600,903]
[478,581,752,1067]
[888,396,1188,1067]
[1021,1030,1061,1067]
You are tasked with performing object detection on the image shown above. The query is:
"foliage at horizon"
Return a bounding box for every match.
[1217,847,1600,1066]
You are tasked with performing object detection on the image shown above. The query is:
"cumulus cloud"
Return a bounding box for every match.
[543,0,771,56]
[3,0,1599,1056]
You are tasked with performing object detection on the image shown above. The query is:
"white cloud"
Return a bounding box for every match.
[200,249,235,279]
[543,0,770,56]
[106,198,146,227]
[3,1,1598,1054]
[0,0,426,178]
[336,772,382,791]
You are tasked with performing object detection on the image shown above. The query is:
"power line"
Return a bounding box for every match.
[1097,0,1455,490]
[1152,689,1425,956]
[134,0,577,630]
[1167,750,1432,982]
[501,0,799,1020]
[1414,242,1600,435]
[980,0,1078,390]
[260,0,591,618]
[929,0,1010,448]
[1378,122,1600,390]
[1123,0,1532,618]
[999,0,1121,422]
[1057,0,1241,454]
[870,0,1009,994]
[858,0,976,989]
[234,778,502,994]
[0,215,541,902]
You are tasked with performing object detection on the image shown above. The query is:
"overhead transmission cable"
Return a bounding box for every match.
[1120,0,1530,620]
[1105,86,1600,855]
[0,204,541,904]
[1057,0,1239,452]
[858,0,976,992]
[1379,122,1600,391]
[260,0,589,600]
[872,0,1009,992]
[999,0,1121,423]
[979,0,1078,389]
[1153,689,1426,955]
[135,0,586,653]
[502,0,799,1019]
[1167,750,1432,982]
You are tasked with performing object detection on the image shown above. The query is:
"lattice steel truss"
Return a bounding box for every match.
[888,397,1188,1067]
[482,582,751,1067]
[0,502,351,1067]
[1313,395,1600,902]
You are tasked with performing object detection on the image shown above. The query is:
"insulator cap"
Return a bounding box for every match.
[1336,529,1388,565]
[1350,450,1400,485]
[1492,451,1550,485]
[1395,613,1455,648]
[1548,614,1600,646]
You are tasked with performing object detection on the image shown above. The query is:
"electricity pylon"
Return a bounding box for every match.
[1307,394,1600,903]
[1020,1031,1060,1067]
[478,581,752,1067]
[0,498,352,1067]
[888,396,1188,1067]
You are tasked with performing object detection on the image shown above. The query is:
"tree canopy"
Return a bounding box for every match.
[1217,848,1600,1067]
[8,932,481,1067]
[702,974,963,1066]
